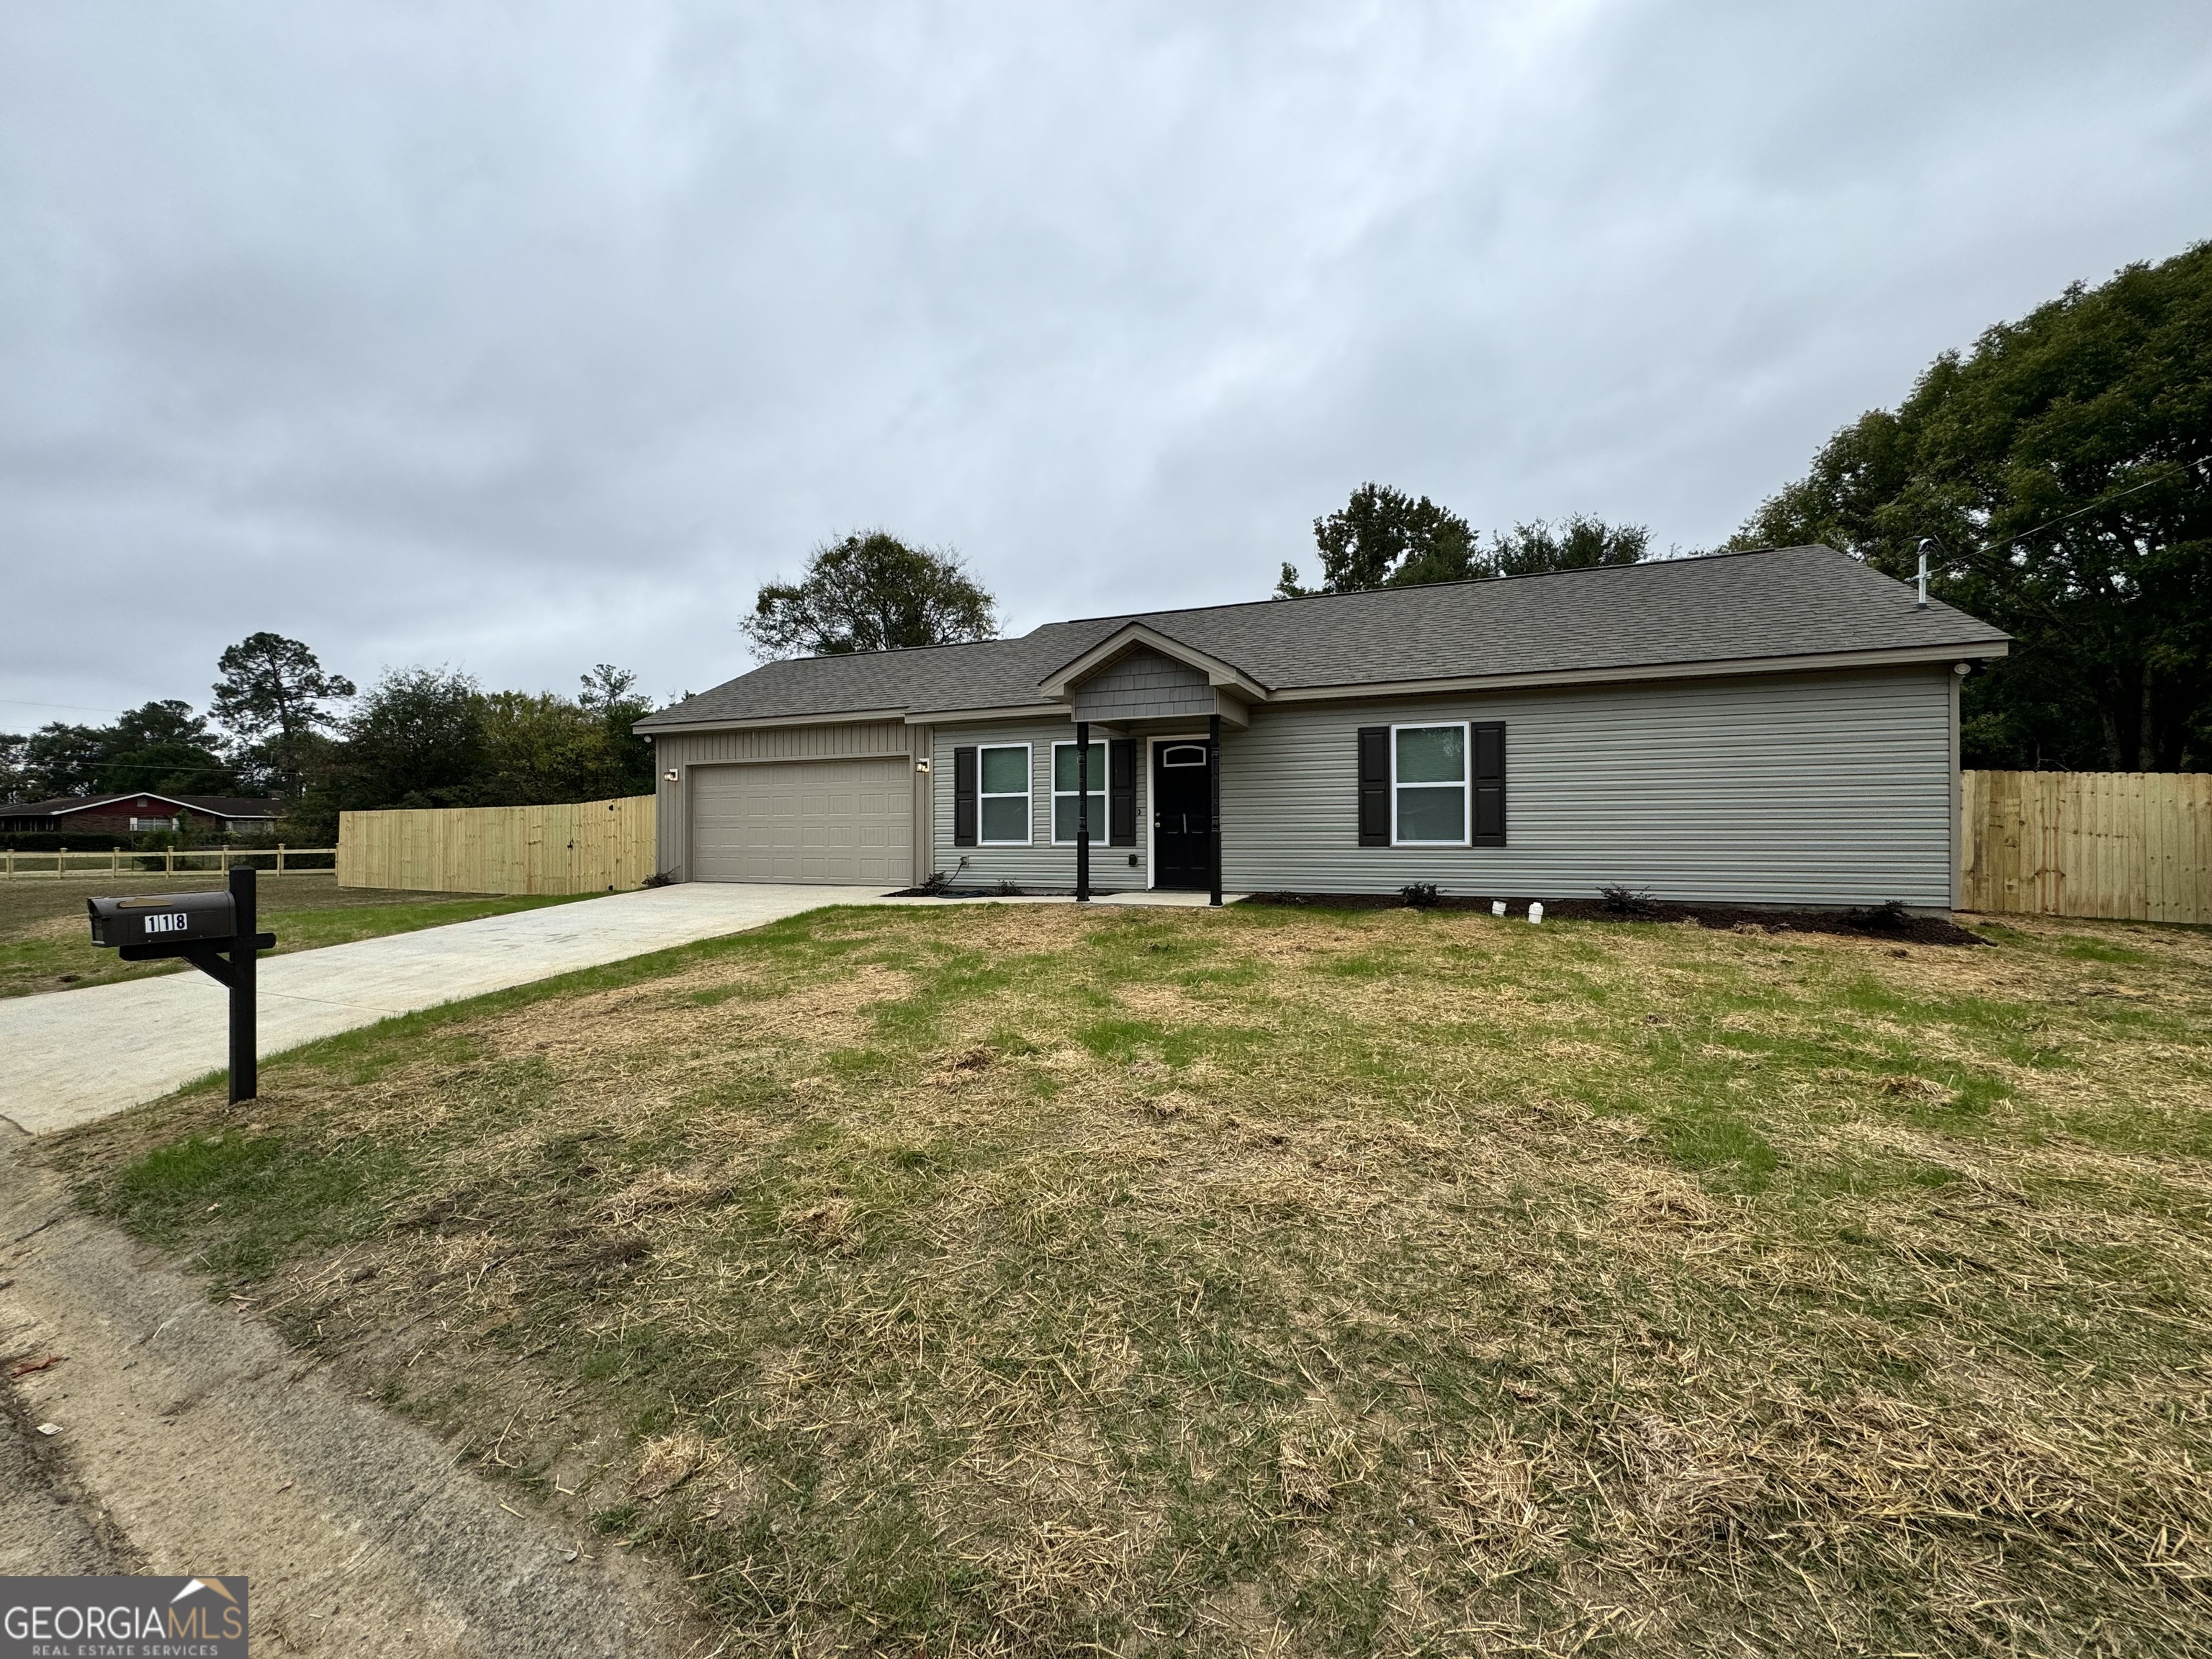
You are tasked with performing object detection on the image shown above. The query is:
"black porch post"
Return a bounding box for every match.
[1075,719,1091,902]
[228,864,258,1102]
[1208,711,1223,907]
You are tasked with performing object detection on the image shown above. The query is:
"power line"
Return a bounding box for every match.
[0,696,129,716]
[1967,467,2180,557]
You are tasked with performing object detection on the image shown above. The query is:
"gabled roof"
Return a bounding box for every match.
[0,792,282,819]
[637,545,2010,732]
[1037,623,1272,702]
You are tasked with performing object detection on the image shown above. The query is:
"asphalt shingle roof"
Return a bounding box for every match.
[638,545,2010,730]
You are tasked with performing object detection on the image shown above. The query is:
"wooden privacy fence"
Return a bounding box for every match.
[1962,769,2212,925]
[338,796,656,895]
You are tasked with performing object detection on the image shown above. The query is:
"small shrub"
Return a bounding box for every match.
[917,869,954,896]
[641,871,676,889]
[994,880,1025,897]
[1847,899,1913,932]
[1598,883,1657,916]
[1399,883,1440,909]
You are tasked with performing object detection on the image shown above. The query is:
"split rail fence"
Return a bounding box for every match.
[1961,769,2212,925]
[337,795,655,896]
[1,846,335,881]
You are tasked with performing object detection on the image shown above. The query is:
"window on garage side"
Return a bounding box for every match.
[1051,740,1108,844]
[979,743,1032,845]
[1393,723,1468,845]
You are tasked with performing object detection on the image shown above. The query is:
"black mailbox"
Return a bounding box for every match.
[88,891,237,949]
[84,868,276,1105]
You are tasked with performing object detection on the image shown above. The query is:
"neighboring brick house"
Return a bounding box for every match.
[0,792,282,838]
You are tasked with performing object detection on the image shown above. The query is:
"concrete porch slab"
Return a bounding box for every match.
[1089,890,1251,907]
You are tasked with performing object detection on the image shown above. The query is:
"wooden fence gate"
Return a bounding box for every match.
[1961,770,2212,925]
[338,796,656,895]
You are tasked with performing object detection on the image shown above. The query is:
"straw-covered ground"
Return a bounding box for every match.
[45,901,2212,1655]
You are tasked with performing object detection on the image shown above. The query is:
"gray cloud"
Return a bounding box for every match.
[2,1,2207,725]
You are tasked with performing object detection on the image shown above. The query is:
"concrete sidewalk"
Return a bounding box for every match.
[0,884,896,1136]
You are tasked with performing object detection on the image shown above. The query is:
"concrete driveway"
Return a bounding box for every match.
[0,884,899,1136]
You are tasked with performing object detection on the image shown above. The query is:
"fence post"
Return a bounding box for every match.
[58,846,67,881]
[276,843,285,877]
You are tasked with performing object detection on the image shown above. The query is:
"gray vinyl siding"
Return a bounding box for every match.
[649,719,925,881]
[1222,667,1956,907]
[1071,648,1213,722]
[930,718,1146,891]
[659,665,1957,905]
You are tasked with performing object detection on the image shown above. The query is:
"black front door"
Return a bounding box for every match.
[1152,740,1213,890]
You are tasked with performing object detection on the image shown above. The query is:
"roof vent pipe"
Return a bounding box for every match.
[1915,539,1933,609]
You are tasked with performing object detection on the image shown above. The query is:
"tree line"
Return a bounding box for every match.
[1,635,660,844]
[7,242,2202,822]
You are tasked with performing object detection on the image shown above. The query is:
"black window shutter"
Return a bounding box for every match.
[1472,722,1506,845]
[1357,726,1390,846]
[953,747,978,847]
[1109,739,1136,845]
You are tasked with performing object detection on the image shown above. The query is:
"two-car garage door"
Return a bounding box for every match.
[690,758,913,886]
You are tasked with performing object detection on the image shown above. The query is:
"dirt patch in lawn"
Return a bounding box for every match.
[44,902,2212,1655]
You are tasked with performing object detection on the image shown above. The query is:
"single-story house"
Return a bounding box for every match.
[0,793,282,837]
[633,546,2010,909]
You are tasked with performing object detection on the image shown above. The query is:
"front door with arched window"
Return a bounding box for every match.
[1151,740,1212,891]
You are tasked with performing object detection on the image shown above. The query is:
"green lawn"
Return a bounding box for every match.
[48,902,2212,1655]
[0,873,608,997]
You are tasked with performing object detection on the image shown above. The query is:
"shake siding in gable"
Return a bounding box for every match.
[1220,667,1955,907]
[651,720,922,880]
[930,719,1148,891]
[1070,649,1213,722]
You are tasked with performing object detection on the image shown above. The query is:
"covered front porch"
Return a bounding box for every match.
[1040,621,1261,909]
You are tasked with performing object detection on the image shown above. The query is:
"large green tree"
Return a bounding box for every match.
[1277,484,1480,595]
[210,631,356,796]
[1732,242,2212,770]
[744,531,999,658]
[477,666,657,805]
[333,667,488,811]
[1277,484,1649,595]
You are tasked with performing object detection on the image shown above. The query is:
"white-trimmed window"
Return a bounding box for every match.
[1051,740,1109,844]
[978,743,1033,845]
[1392,722,1468,845]
[130,816,178,832]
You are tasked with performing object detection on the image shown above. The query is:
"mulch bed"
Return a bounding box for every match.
[1244,891,1987,947]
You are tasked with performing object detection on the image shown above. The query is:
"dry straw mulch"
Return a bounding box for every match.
[54,902,2212,1656]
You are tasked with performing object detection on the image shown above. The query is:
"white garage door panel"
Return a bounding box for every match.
[691,759,913,885]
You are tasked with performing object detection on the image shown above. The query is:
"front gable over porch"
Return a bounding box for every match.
[1038,622,1263,730]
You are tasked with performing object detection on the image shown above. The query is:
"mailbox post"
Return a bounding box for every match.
[88,866,276,1103]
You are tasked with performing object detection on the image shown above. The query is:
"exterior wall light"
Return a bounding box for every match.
[663,769,680,782]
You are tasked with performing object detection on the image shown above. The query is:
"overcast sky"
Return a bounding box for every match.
[3,2,2208,729]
